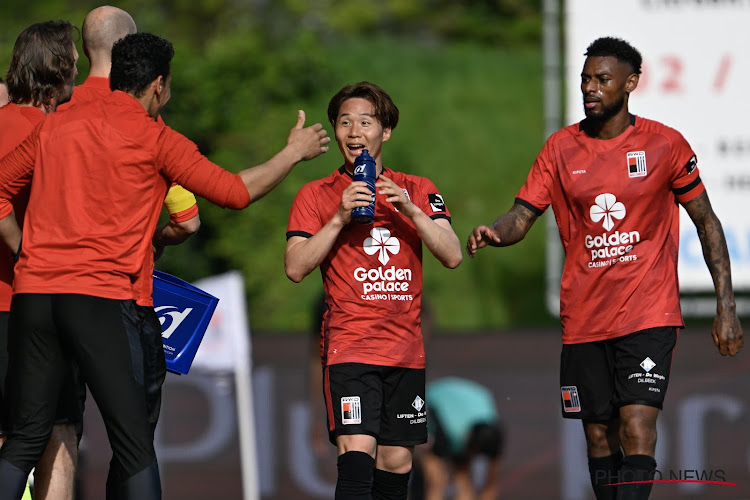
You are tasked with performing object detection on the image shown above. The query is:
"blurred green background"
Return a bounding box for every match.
[0,0,560,332]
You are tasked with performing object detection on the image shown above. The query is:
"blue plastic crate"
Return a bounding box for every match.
[153,270,219,375]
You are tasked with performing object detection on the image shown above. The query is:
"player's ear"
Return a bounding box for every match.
[382,126,392,143]
[154,75,165,96]
[625,73,639,94]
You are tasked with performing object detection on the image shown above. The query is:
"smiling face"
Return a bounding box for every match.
[334,97,391,171]
[580,55,638,122]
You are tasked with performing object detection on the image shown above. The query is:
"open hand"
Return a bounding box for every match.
[466,225,502,257]
[377,174,416,217]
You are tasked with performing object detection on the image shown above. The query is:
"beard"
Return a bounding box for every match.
[584,94,625,122]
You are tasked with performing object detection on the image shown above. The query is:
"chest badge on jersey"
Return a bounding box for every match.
[627,151,647,178]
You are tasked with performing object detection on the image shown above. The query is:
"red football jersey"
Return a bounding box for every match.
[0,104,44,311]
[0,91,248,301]
[287,166,452,368]
[517,116,704,344]
[57,76,200,306]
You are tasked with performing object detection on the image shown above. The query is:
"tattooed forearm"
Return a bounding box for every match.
[685,193,736,311]
[491,204,538,247]
[698,216,735,309]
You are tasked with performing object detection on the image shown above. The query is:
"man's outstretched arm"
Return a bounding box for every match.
[239,110,330,203]
[466,203,539,258]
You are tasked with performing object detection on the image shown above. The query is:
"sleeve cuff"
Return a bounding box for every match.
[169,203,199,223]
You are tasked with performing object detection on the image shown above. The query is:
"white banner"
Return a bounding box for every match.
[189,270,258,500]
[564,0,750,291]
[191,270,251,371]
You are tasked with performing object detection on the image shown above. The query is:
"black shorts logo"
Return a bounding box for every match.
[341,396,361,424]
[561,386,581,412]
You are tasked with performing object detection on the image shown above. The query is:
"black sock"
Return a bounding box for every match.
[372,468,411,500]
[616,454,656,500]
[588,452,623,500]
[336,451,375,500]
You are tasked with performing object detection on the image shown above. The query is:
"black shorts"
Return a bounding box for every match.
[560,326,677,420]
[0,311,83,436]
[324,363,427,447]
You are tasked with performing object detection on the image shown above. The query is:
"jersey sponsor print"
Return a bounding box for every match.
[586,193,640,268]
[396,395,427,425]
[628,356,666,395]
[359,226,413,302]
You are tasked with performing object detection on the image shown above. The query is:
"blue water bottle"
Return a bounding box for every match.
[351,149,376,224]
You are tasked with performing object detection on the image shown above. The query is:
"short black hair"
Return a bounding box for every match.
[585,37,642,75]
[327,81,399,130]
[466,422,504,459]
[110,32,174,97]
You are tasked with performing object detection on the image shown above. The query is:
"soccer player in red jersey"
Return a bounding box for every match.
[0,32,329,500]
[467,37,743,500]
[58,5,201,303]
[0,21,81,500]
[286,82,462,499]
[59,6,202,446]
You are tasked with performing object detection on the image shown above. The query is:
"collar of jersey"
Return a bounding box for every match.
[579,113,636,137]
[81,76,111,90]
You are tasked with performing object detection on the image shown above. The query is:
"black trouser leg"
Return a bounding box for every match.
[1,295,65,473]
[0,458,28,500]
[107,459,161,500]
[54,296,161,499]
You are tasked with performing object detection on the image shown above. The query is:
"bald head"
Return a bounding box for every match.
[82,6,136,76]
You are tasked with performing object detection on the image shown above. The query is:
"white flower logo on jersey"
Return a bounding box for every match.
[364,227,400,265]
[590,193,626,231]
